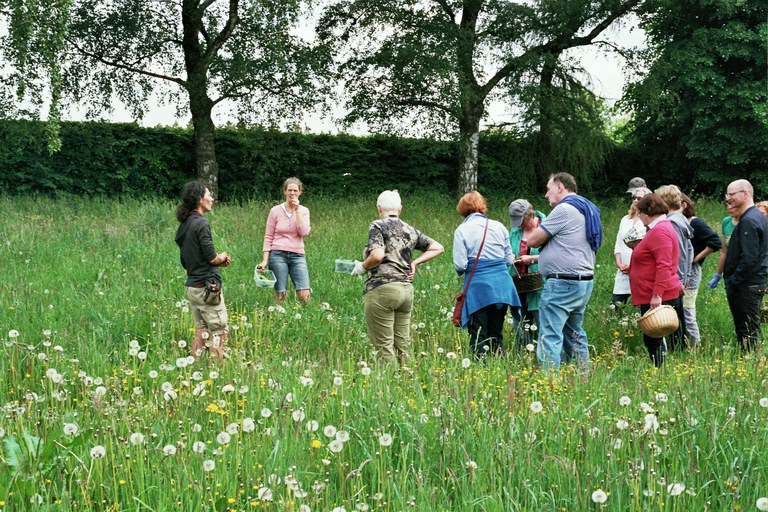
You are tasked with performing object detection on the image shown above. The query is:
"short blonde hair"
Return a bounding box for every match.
[757,201,768,219]
[655,184,682,210]
[456,191,487,217]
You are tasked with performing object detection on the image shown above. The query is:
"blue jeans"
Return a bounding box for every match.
[537,278,594,371]
[268,250,310,293]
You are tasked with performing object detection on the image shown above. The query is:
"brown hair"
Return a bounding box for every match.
[636,193,669,217]
[550,172,577,193]
[456,191,487,217]
[283,177,303,192]
[680,193,696,218]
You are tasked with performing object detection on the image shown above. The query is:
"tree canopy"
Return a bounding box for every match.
[319,0,642,193]
[623,0,767,193]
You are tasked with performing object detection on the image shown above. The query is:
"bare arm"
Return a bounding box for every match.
[526,227,550,248]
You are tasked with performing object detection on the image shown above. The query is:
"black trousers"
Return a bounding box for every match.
[726,283,765,351]
[639,299,682,367]
[667,297,686,351]
[467,304,508,359]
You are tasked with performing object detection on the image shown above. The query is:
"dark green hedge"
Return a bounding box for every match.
[0,119,626,200]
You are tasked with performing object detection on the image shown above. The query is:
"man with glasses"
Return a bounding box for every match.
[723,179,768,351]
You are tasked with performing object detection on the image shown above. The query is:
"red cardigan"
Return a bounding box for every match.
[629,219,682,305]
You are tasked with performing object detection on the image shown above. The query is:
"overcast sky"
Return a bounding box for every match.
[4,12,646,135]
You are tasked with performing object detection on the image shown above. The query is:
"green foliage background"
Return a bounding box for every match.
[0,119,631,200]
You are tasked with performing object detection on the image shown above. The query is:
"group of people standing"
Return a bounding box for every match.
[173,174,766,370]
[612,177,768,365]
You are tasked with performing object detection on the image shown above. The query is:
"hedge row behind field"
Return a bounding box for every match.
[0,119,635,200]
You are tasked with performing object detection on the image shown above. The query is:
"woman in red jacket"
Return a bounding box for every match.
[629,193,682,367]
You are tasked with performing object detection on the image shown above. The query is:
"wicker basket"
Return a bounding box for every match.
[512,272,544,294]
[636,305,679,338]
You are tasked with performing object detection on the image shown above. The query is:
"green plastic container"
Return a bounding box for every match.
[334,259,356,274]
[254,268,277,288]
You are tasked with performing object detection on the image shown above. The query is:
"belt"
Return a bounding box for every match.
[545,273,593,281]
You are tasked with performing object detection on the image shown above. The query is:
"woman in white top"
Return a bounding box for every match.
[612,186,651,305]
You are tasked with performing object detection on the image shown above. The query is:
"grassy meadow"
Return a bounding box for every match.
[1,192,767,511]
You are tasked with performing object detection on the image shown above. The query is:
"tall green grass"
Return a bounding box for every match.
[0,193,765,511]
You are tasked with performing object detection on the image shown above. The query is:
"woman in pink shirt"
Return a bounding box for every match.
[629,193,682,367]
[257,177,312,302]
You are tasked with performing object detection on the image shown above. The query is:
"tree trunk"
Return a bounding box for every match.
[188,85,220,198]
[457,102,483,195]
[182,0,220,198]
[536,56,558,177]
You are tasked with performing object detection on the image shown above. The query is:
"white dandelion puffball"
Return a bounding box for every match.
[203,460,215,472]
[461,358,471,368]
[148,370,158,379]
[242,418,256,433]
[129,432,145,446]
[619,396,631,407]
[667,483,685,496]
[525,343,535,352]
[306,420,319,432]
[333,376,343,386]
[63,423,79,436]
[530,401,543,413]
[192,441,206,453]
[292,410,306,422]
[524,432,537,444]
[90,445,106,459]
[756,497,768,511]
[261,407,273,418]
[163,445,177,456]
[222,384,235,393]
[379,433,393,447]
[759,398,768,408]
[466,460,478,471]
[591,490,607,504]
[323,425,337,438]
[216,432,231,445]
[361,366,372,376]
[329,439,344,453]
[616,420,629,430]
[655,392,668,403]
[335,430,350,443]
[226,423,239,435]
[8,329,20,338]
[257,487,273,502]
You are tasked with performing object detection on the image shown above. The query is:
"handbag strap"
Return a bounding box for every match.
[462,219,489,293]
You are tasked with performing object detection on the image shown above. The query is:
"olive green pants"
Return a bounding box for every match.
[363,282,414,364]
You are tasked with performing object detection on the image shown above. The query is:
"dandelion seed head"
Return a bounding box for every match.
[591,490,607,504]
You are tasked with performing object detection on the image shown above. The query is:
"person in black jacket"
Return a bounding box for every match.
[680,194,722,346]
[175,181,232,361]
[723,180,768,351]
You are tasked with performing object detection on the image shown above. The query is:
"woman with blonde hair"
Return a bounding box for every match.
[257,177,312,302]
[612,186,651,306]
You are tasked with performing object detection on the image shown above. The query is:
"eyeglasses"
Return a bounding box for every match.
[724,190,746,200]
